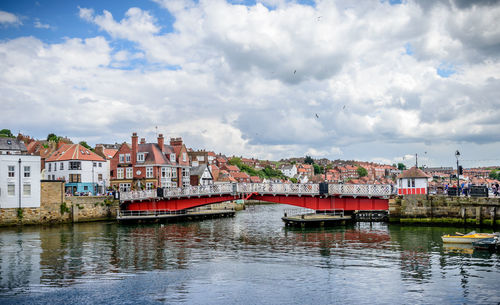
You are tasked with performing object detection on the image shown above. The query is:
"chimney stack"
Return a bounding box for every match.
[140,138,146,144]
[158,134,164,152]
[170,137,183,147]
[131,132,138,164]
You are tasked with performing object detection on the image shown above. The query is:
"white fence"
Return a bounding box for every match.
[119,183,393,201]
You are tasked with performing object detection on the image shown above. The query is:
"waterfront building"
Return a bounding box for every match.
[280,164,297,178]
[45,144,107,195]
[0,138,41,208]
[109,133,191,191]
[397,167,430,195]
[190,164,214,186]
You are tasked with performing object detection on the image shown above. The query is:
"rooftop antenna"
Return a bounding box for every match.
[155,126,158,138]
[415,153,418,168]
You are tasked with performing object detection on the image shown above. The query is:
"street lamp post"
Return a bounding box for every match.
[455,150,460,196]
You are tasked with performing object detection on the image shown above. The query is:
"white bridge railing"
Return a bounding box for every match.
[119,183,393,201]
[237,183,319,195]
[328,184,392,197]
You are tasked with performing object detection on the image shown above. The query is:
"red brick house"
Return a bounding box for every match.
[110,133,191,191]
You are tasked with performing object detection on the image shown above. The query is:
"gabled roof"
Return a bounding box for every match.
[137,143,176,166]
[191,164,211,177]
[46,144,105,162]
[397,167,430,179]
[0,138,27,152]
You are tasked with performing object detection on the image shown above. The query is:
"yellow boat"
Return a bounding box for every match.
[441,231,497,244]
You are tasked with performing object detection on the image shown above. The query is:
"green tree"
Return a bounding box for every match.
[290,177,298,183]
[489,170,499,180]
[0,129,13,138]
[357,166,368,177]
[397,163,406,171]
[313,164,323,175]
[228,157,242,167]
[79,141,93,151]
[304,155,314,165]
[47,133,60,142]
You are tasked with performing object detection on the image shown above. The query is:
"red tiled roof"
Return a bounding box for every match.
[250,176,262,183]
[232,172,250,179]
[397,167,430,179]
[103,148,118,159]
[46,144,105,162]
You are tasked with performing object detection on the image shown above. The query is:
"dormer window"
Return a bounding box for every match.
[137,153,145,162]
[170,153,176,163]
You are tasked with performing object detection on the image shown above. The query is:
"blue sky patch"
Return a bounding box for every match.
[437,62,456,78]
[404,42,413,55]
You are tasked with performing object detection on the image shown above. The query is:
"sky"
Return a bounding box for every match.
[1,0,500,169]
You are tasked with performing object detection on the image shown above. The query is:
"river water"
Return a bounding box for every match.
[0,204,499,304]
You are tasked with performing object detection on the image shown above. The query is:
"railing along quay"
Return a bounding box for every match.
[119,183,394,202]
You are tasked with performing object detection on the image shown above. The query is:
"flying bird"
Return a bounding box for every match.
[315,114,319,118]
[293,70,296,74]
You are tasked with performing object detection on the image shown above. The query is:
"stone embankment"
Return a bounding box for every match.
[0,181,118,226]
[389,195,500,227]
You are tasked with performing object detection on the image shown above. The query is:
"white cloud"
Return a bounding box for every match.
[1,1,500,166]
[34,19,52,29]
[0,10,22,26]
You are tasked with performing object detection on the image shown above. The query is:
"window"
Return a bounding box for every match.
[84,186,88,191]
[171,168,177,178]
[170,153,176,163]
[24,166,30,178]
[137,153,145,162]
[23,184,31,196]
[126,167,133,179]
[98,162,102,167]
[119,183,131,192]
[8,165,15,177]
[98,174,103,181]
[48,163,51,172]
[146,182,154,190]
[8,184,15,196]
[407,179,410,188]
[119,154,124,163]
[183,153,187,162]
[125,154,131,163]
[69,174,81,183]
[182,168,190,177]
[197,155,204,161]
[60,162,64,170]
[146,167,153,178]
[411,179,415,188]
[54,163,57,171]
[93,162,97,167]
[117,168,124,179]
[69,161,81,170]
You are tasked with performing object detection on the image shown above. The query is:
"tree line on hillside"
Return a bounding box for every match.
[229,157,286,180]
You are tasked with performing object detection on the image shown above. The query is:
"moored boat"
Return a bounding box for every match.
[441,231,497,244]
[472,237,498,251]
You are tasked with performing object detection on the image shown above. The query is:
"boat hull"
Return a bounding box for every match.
[442,234,495,244]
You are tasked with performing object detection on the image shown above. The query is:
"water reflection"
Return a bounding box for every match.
[0,205,499,304]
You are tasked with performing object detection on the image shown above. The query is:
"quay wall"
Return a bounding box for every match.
[0,181,118,226]
[389,195,500,227]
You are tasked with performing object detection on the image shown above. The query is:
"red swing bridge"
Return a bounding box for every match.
[117,183,394,220]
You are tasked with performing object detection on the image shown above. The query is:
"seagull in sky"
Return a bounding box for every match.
[315,114,319,118]
[293,70,296,74]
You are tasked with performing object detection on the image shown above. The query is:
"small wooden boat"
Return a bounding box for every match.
[472,237,498,251]
[441,231,497,244]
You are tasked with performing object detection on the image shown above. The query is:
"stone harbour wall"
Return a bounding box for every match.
[389,195,500,227]
[0,181,118,226]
